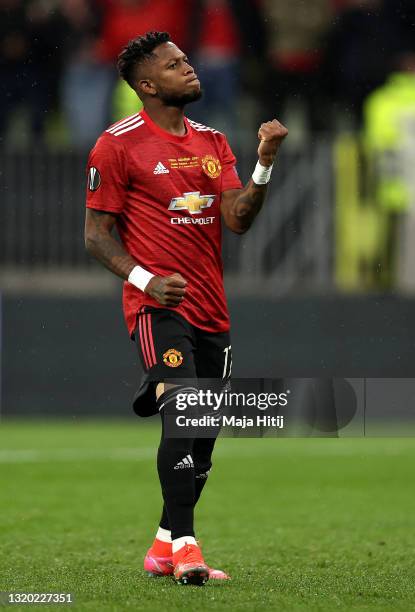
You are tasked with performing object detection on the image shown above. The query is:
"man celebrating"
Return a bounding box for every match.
[85,31,287,586]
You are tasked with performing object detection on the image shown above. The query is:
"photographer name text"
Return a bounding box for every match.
[175,415,284,429]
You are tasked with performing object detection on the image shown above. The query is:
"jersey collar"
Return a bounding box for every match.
[140,110,193,144]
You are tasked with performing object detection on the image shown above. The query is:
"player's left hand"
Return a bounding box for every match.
[257,119,288,167]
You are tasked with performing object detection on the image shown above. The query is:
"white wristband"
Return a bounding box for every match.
[252,160,274,185]
[128,265,155,292]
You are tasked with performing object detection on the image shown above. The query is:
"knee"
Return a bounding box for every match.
[156,384,199,416]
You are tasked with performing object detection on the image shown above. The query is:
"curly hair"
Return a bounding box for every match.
[117,31,171,90]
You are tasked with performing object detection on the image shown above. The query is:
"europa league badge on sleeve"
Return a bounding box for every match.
[88,167,101,191]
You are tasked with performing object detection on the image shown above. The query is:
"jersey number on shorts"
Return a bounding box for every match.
[222,345,232,379]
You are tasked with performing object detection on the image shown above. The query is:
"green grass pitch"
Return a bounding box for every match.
[1,421,415,611]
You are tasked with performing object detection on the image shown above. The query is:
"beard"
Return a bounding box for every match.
[157,87,203,107]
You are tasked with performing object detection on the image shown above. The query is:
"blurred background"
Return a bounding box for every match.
[2,0,415,417]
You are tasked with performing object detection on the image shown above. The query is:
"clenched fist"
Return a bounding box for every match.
[257,119,288,167]
[145,272,187,307]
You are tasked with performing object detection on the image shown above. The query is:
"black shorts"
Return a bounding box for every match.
[132,306,232,417]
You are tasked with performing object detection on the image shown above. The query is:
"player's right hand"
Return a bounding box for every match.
[145,273,187,307]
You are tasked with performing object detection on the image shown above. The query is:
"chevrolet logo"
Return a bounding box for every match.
[168,191,215,215]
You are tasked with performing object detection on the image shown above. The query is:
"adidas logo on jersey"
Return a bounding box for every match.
[153,161,169,175]
[174,454,194,470]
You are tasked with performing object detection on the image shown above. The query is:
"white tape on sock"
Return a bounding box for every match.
[156,527,172,543]
[172,536,197,553]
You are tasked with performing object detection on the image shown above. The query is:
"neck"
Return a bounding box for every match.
[143,104,186,136]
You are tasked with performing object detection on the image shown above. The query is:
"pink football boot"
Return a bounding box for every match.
[144,547,174,577]
[144,545,231,581]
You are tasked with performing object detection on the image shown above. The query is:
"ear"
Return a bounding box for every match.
[138,79,157,97]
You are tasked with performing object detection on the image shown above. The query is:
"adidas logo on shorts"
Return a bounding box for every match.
[174,454,194,470]
[153,161,170,175]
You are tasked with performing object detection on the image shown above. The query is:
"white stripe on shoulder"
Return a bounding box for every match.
[188,119,220,134]
[112,118,145,137]
[106,113,140,134]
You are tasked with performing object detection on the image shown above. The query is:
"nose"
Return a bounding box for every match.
[184,62,194,74]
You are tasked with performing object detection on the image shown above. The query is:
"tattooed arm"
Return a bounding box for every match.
[84,209,186,306]
[84,208,136,279]
[221,182,269,235]
[221,119,288,235]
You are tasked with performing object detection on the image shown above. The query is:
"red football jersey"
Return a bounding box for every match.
[86,110,242,337]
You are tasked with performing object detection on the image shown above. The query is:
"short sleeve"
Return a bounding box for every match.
[86,135,129,213]
[219,135,243,193]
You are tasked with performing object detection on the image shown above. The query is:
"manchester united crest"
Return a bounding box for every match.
[201,155,222,179]
[163,348,183,368]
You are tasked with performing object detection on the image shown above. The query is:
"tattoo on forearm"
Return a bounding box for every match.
[85,210,136,280]
[232,180,268,230]
[89,235,136,279]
